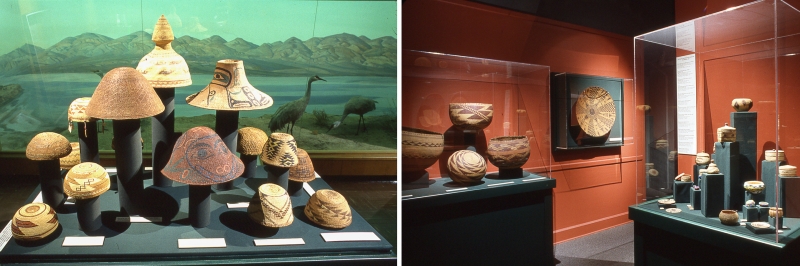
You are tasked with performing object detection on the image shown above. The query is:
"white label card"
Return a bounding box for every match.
[488,181,514,187]
[676,54,697,155]
[254,238,305,246]
[116,216,163,223]
[321,232,380,242]
[303,182,315,196]
[178,238,227,249]
[63,236,105,247]
[445,188,467,192]
[227,202,249,209]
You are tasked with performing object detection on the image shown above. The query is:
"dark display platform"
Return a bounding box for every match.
[0,171,394,265]
[630,198,800,265]
[403,172,556,265]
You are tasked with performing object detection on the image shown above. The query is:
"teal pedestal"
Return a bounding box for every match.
[715,141,741,209]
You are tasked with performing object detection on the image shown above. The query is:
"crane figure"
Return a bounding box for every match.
[328,96,377,136]
[268,75,326,135]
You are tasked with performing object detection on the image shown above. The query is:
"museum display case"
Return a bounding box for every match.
[631,0,800,264]
[0,1,395,264]
[401,50,555,265]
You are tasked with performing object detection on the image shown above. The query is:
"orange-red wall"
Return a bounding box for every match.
[403,0,639,243]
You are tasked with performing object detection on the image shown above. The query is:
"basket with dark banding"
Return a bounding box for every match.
[402,127,444,172]
[487,136,530,169]
[449,103,493,130]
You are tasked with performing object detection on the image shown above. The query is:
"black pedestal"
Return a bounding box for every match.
[690,187,701,210]
[113,119,144,215]
[715,141,741,209]
[745,191,766,203]
[693,164,708,186]
[673,181,692,203]
[763,160,780,206]
[214,110,239,191]
[38,160,65,208]
[76,197,102,232]
[731,112,757,182]
[265,165,290,191]
[288,180,304,197]
[757,205,770,222]
[189,185,211,228]
[702,173,724,217]
[78,121,100,163]
[152,89,175,187]
[241,154,258,179]
[742,205,758,222]
[780,176,800,218]
[498,168,523,178]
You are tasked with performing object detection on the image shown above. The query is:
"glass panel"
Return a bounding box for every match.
[401,50,551,180]
[634,0,800,244]
[0,0,397,152]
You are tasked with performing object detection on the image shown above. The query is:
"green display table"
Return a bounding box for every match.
[0,170,395,265]
[630,198,800,265]
[403,172,556,265]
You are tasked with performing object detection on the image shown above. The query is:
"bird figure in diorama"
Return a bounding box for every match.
[268,75,326,135]
[328,96,377,136]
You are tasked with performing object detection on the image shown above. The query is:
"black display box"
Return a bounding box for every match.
[551,73,624,150]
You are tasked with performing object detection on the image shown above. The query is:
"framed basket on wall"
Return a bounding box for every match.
[551,73,624,150]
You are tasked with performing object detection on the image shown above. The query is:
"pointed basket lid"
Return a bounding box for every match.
[26,132,72,161]
[303,189,352,229]
[87,67,165,120]
[237,127,268,155]
[161,126,244,185]
[289,148,315,182]
[136,15,192,88]
[64,162,110,200]
[186,59,273,111]
[256,183,294,227]
[260,132,298,167]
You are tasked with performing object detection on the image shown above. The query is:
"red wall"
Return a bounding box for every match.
[403,0,638,243]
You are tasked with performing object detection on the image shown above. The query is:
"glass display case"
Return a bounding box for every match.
[401,50,552,182]
[632,0,800,258]
[0,1,396,264]
[0,0,397,153]
[401,50,555,265]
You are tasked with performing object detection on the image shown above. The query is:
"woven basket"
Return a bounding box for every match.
[447,150,486,183]
[59,142,81,169]
[487,136,530,169]
[161,126,244,185]
[11,203,59,241]
[26,132,72,161]
[136,15,192,88]
[67,97,96,133]
[64,162,110,200]
[448,103,493,130]
[237,127,268,156]
[255,183,294,227]
[87,67,165,120]
[575,86,616,137]
[186,59,273,111]
[304,189,352,229]
[260,133,298,168]
[289,149,315,182]
[401,127,444,172]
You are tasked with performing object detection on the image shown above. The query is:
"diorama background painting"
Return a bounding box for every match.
[0,0,398,151]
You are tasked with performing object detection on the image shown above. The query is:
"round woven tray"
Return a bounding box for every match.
[575,86,616,137]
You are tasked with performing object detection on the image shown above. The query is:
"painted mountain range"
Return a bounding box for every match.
[0,32,397,77]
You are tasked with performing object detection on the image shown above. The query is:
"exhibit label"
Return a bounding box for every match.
[676,54,697,155]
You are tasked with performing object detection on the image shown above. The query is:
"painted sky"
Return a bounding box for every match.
[0,0,397,54]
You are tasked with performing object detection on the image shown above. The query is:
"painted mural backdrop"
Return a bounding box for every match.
[0,0,397,151]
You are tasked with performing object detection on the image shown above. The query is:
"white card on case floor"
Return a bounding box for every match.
[115,216,163,223]
[62,236,104,247]
[178,238,227,249]
[254,238,305,246]
[320,232,380,242]
[227,202,249,208]
[303,182,315,196]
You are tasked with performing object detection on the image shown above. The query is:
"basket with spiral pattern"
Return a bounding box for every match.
[11,203,59,241]
[487,136,530,169]
[447,150,487,183]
